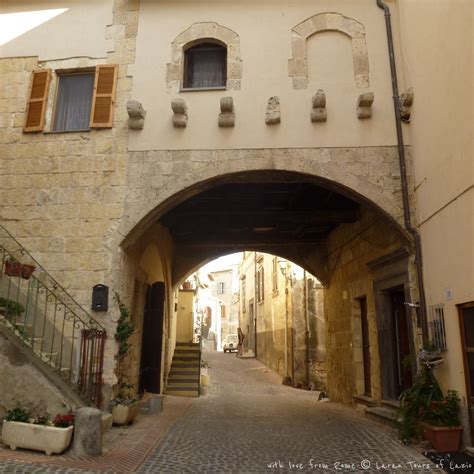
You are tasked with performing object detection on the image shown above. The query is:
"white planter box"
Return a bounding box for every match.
[200,373,210,387]
[112,403,139,425]
[2,421,73,455]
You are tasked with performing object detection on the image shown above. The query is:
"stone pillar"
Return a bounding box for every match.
[73,407,102,456]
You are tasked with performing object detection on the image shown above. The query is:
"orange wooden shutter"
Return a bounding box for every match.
[23,69,51,132]
[90,65,118,128]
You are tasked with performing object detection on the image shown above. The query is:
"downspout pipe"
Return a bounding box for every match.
[376,0,428,343]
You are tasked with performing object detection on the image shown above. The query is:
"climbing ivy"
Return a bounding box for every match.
[113,292,135,356]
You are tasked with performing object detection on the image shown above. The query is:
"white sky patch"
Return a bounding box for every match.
[0,9,68,46]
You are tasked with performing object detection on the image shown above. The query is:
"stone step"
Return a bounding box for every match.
[364,406,398,427]
[175,348,200,354]
[173,355,200,361]
[164,388,199,398]
[166,381,199,390]
[168,376,199,383]
[172,361,200,368]
[176,342,199,347]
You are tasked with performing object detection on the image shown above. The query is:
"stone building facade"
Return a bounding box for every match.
[0,0,472,443]
[238,252,326,390]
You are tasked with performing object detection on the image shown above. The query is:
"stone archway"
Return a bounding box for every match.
[288,12,370,90]
[166,22,243,93]
[120,147,409,250]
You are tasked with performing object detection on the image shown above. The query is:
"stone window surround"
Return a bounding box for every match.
[288,12,370,90]
[166,22,242,94]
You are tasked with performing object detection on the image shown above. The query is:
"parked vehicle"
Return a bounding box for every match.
[223,334,238,353]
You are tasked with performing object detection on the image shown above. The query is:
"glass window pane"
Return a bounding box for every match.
[185,43,226,88]
[54,74,94,131]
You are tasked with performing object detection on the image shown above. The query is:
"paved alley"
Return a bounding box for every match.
[0,352,442,473]
[139,351,436,473]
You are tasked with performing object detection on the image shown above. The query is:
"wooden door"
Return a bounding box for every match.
[391,289,412,397]
[360,297,372,396]
[459,302,474,443]
[139,282,165,394]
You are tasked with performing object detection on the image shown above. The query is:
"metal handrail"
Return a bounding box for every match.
[0,224,106,406]
[0,224,103,329]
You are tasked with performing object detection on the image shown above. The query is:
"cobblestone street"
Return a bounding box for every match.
[0,351,441,473]
[140,352,437,473]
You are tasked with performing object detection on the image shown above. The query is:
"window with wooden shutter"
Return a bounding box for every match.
[24,69,51,132]
[90,65,118,128]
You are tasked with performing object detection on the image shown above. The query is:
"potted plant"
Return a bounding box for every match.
[111,293,138,425]
[200,359,210,387]
[2,408,74,455]
[421,390,463,452]
[4,257,36,280]
[111,383,139,425]
[398,351,463,451]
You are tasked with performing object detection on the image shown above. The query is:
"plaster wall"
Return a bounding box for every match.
[176,289,194,343]
[0,0,114,61]
[130,0,400,151]
[396,0,473,404]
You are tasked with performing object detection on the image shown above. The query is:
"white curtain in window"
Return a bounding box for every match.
[189,49,226,88]
[54,74,94,131]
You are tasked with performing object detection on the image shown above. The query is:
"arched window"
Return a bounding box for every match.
[183,42,227,89]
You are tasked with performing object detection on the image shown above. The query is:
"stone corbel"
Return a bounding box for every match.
[357,92,374,119]
[171,99,188,128]
[265,97,281,125]
[400,87,414,123]
[218,97,235,127]
[126,101,146,129]
[311,90,327,122]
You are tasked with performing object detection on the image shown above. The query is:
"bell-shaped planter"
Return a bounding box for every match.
[2,421,73,455]
[112,403,139,425]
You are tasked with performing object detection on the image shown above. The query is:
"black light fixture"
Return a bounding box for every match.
[91,284,109,311]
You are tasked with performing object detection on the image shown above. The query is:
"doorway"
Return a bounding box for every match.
[459,302,474,444]
[389,287,412,398]
[360,297,371,397]
[139,282,165,394]
[248,300,255,353]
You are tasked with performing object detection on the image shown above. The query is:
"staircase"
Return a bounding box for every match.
[165,342,201,397]
[0,224,106,407]
[364,400,399,427]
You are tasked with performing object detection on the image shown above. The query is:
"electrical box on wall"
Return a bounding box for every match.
[92,284,109,311]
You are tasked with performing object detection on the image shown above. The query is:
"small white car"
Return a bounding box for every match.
[223,334,239,353]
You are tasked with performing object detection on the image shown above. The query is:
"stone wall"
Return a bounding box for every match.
[324,207,413,404]
[0,0,140,395]
[0,329,76,421]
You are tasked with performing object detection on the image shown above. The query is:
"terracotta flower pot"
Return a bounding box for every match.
[422,424,463,452]
[4,262,35,280]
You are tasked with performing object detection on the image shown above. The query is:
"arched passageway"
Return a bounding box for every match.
[120,170,419,408]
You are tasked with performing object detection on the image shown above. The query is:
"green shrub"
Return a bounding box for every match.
[5,407,30,423]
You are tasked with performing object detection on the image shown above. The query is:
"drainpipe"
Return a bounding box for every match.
[376,0,428,343]
[304,270,311,388]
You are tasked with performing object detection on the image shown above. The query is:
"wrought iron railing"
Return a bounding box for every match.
[0,224,106,407]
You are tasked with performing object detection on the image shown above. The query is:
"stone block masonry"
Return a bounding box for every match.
[0,0,141,395]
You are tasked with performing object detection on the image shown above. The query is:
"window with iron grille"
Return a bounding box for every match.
[217,281,225,295]
[428,304,447,351]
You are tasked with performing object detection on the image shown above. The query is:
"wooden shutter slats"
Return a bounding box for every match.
[90,65,117,128]
[24,69,51,132]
